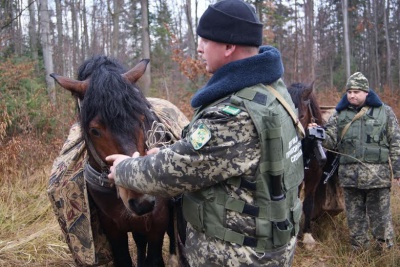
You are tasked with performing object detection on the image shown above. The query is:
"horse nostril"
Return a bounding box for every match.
[128,198,155,216]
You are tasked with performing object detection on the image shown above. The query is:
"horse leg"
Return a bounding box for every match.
[302,193,317,249]
[142,200,171,267]
[108,235,132,267]
[145,235,165,267]
[133,233,148,267]
[167,199,179,267]
[301,167,321,250]
[173,196,190,267]
[91,194,133,266]
[101,220,132,267]
[302,194,314,234]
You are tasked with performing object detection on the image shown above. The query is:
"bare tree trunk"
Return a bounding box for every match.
[373,0,381,89]
[128,0,139,58]
[141,0,151,94]
[383,0,392,91]
[69,0,79,71]
[55,0,64,75]
[82,0,89,59]
[253,0,263,23]
[342,0,350,78]
[304,0,315,80]
[293,0,299,81]
[15,0,23,56]
[109,0,120,58]
[28,0,39,73]
[184,0,196,57]
[38,0,56,105]
[398,2,400,89]
[90,2,100,54]
[194,0,199,51]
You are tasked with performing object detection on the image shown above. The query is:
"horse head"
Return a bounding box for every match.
[288,81,323,129]
[50,57,157,216]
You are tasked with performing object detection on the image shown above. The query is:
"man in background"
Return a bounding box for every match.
[320,72,400,250]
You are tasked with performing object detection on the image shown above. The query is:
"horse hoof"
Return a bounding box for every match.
[302,233,316,250]
[168,254,179,267]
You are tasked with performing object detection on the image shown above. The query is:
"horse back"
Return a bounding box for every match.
[147,97,190,140]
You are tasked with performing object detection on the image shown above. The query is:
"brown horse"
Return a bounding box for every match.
[288,82,325,249]
[50,56,181,267]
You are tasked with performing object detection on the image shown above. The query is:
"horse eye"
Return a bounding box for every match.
[90,128,101,137]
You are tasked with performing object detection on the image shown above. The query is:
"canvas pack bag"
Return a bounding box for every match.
[48,122,113,266]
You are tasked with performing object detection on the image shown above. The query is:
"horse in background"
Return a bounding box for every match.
[50,57,185,267]
[288,82,326,249]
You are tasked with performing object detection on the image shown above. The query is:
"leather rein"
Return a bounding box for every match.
[84,138,114,191]
[304,99,317,124]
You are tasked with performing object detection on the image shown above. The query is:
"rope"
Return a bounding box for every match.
[145,121,174,149]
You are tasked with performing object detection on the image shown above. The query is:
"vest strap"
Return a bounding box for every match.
[340,106,369,140]
[213,226,278,251]
[227,177,257,191]
[265,85,305,139]
[217,194,287,221]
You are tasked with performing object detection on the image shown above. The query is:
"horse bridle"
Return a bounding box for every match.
[83,114,173,191]
[304,99,317,124]
[84,138,114,190]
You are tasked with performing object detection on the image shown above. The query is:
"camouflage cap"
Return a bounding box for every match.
[346,72,369,92]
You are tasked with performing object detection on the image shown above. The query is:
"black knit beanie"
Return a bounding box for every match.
[197,0,263,47]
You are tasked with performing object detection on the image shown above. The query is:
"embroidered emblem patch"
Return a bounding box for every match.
[190,123,211,150]
[222,105,241,116]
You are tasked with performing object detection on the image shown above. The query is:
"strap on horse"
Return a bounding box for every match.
[266,85,306,139]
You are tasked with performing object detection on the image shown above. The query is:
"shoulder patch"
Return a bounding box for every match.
[190,123,211,150]
[222,105,241,116]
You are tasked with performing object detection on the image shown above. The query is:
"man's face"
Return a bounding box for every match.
[346,89,368,107]
[197,37,229,74]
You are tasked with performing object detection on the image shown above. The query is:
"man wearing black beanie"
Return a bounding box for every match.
[107,0,303,266]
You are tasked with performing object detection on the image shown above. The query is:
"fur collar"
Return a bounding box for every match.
[336,89,383,112]
[191,45,284,108]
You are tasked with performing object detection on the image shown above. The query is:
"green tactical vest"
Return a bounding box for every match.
[338,106,389,164]
[182,80,304,253]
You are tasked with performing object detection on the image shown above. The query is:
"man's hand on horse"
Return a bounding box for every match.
[106,149,159,181]
[106,153,138,181]
[146,147,160,155]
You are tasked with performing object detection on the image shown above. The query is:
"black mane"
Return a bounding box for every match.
[78,55,154,138]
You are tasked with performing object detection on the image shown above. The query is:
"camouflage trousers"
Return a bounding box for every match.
[343,187,394,249]
[184,223,296,267]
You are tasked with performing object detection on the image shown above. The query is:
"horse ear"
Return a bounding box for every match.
[50,73,89,99]
[122,59,150,83]
[302,81,314,100]
[310,81,315,90]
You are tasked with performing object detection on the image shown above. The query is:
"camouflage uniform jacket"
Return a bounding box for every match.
[323,89,400,189]
[114,46,299,266]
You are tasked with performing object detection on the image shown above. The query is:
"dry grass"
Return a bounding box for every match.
[0,136,74,267]
[293,192,400,267]
[2,128,400,266]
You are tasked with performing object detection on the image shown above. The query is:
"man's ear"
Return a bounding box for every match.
[225,44,236,56]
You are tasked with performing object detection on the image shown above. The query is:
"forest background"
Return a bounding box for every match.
[1,0,400,266]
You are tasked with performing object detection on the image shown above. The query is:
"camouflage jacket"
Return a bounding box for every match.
[324,90,400,188]
[114,46,298,266]
[114,46,285,199]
